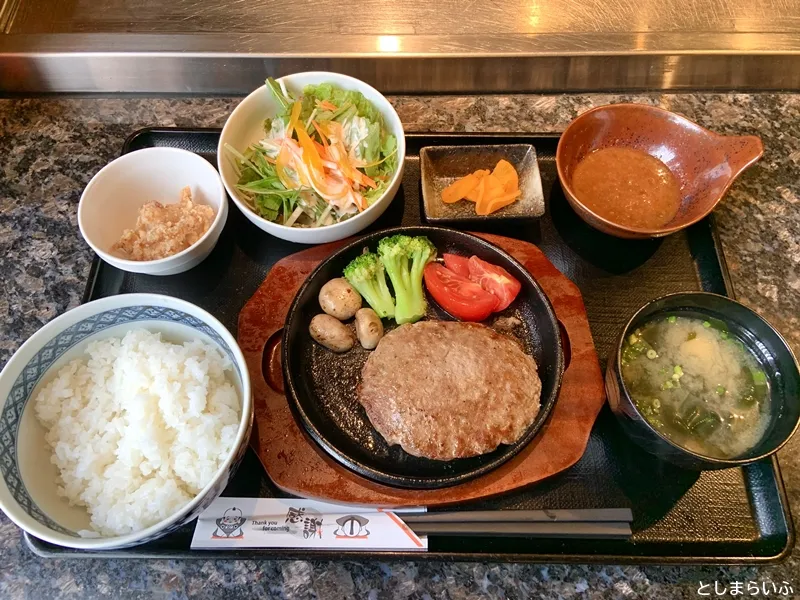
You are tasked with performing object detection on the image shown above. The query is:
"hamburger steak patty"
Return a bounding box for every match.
[357,321,542,460]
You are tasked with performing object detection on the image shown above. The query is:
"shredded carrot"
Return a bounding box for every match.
[275,146,298,190]
[286,101,302,139]
[312,120,329,150]
[296,126,348,199]
[313,140,328,159]
[316,99,338,111]
[329,139,375,190]
[358,170,378,189]
[354,192,366,212]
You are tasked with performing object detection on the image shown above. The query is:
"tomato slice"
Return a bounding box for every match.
[442,253,471,278]
[423,263,499,322]
[467,256,522,312]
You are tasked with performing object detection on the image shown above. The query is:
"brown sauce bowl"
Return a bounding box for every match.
[556,104,763,239]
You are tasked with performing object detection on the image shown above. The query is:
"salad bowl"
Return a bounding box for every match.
[218,72,406,244]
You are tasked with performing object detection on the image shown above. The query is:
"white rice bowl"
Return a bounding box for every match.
[33,329,241,537]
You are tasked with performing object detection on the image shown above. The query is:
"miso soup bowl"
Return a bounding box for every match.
[606,292,800,470]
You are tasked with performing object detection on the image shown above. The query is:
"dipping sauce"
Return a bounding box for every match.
[621,315,770,459]
[572,147,681,229]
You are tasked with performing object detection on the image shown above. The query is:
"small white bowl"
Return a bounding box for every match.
[78,148,228,276]
[0,294,253,550]
[218,71,406,244]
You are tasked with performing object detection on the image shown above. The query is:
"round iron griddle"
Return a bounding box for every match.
[282,226,564,488]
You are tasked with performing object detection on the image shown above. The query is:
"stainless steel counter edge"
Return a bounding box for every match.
[2,33,800,93]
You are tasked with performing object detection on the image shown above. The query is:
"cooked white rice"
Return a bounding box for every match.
[33,329,241,536]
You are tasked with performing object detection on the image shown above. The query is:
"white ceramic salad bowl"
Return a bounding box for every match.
[218,71,406,244]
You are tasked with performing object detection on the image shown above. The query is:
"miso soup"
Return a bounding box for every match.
[621,315,770,459]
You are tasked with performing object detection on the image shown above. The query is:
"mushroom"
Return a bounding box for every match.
[355,308,384,350]
[318,278,362,320]
[309,314,355,353]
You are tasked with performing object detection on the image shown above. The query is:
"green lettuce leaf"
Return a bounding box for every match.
[298,93,316,126]
[253,195,281,221]
[364,133,397,178]
[381,133,397,158]
[303,84,382,124]
[363,180,388,206]
[361,121,382,164]
[305,82,335,102]
[266,77,295,120]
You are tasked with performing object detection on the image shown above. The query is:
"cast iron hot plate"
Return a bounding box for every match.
[282,226,564,488]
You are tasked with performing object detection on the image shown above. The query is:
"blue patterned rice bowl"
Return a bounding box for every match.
[0,293,253,550]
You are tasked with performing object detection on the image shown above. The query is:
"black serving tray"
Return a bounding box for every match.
[25,129,794,564]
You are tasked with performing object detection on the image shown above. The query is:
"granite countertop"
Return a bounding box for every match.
[0,94,799,599]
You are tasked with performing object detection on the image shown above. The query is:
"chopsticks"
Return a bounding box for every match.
[401,508,632,523]
[196,508,633,541]
[400,508,633,539]
[407,521,631,538]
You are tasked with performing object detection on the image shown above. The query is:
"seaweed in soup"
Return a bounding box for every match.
[621,315,769,459]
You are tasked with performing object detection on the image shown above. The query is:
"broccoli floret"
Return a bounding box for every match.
[377,235,437,324]
[343,252,395,319]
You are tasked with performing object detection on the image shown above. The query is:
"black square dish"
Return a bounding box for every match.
[420,144,545,223]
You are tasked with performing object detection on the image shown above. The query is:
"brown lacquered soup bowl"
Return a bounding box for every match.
[556,104,764,239]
